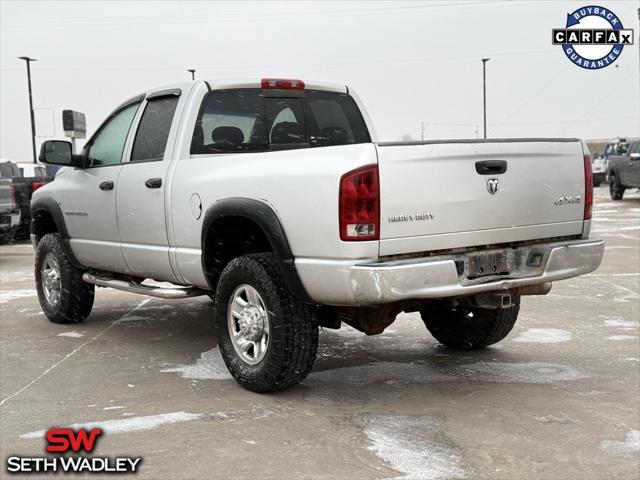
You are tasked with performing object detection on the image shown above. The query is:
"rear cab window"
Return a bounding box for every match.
[191,88,370,154]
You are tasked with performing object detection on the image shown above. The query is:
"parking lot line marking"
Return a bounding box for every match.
[0,298,152,408]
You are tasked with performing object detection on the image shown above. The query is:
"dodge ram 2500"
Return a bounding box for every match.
[32,78,604,392]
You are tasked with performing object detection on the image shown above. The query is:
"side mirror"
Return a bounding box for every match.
[630,152,640,160]
[38,140,83,167]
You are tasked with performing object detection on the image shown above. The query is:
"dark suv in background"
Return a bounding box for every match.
[607,142,640,200]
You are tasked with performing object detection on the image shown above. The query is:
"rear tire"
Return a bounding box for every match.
[609,175,625,200]
[420,296,520,350]
[35,233,94,324]
[214,253,318,392]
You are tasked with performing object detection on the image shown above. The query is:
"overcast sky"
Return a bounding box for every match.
[1,0,639,161]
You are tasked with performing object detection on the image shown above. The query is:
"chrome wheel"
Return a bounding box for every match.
[227,284,270,365]
[41,253,61,306]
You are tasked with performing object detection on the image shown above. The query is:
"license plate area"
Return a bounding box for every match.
[466,251,510,279]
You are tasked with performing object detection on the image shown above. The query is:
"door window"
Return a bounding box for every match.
[130,96,179,162]
[87,103,140,167]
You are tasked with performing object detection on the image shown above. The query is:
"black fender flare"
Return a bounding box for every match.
[30,197,84,268]
[606,161,619,177]
[201,198,313,303]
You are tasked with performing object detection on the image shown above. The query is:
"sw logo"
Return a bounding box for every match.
[46,428,103,453]
[553,5,634,69]
[6,427,142,474]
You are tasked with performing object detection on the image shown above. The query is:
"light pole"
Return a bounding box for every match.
[187,69,196,81]
[481,58,490,139]
[18,56,38,163]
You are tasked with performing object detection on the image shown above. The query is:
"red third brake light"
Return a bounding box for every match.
[261,78,305,90]
[339,165,380,241]
[583,154,593,220]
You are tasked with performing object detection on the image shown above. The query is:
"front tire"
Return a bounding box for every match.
[35,233,94,324]
[420,296,520,350]
[214,253,318,392]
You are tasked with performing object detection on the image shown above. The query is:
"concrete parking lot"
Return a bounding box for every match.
[1,187,638,480]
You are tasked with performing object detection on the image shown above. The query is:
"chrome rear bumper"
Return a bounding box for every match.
[296,239,605,305]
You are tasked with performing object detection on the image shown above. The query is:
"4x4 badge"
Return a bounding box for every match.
[487,178,499,195]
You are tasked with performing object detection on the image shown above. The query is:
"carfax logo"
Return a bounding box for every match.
[553,5,634,69]
[6,427,142,474]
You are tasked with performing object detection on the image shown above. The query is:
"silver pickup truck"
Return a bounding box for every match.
[32,78,604,392]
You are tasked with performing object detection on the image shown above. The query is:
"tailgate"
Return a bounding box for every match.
[377,139,586,256]
[0,180,13,213]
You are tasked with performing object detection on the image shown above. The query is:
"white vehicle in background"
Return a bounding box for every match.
[32,78,604,392]
[16,162,48,178]
[591,155,607,187]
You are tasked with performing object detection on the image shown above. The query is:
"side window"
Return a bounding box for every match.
[87,103,139,167]
[130,96,179,162]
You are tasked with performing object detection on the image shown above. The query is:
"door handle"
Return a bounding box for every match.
[475,160,507,175]
[99,181,114,191]
[145,178,162,189]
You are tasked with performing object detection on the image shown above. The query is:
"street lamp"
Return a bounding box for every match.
[187,69,196,81]
[18,56,38,163]
[481,58,490,139]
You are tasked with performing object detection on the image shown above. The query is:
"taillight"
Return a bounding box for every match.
[32,181,45,192]
[583,154,593,220]
[9,184,16,210]
[339,165,380,241]
[261,78,305,90]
